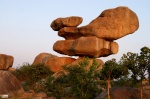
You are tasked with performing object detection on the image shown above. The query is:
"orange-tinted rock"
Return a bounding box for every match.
[58,27,83,40]
[52,57,104,79]
[79,6,139,40]
[46,57,76,72]
[0,71,24,96]
[8,67,16,72]
[0,54,14,70]
[32,53,57,65]
[51,16,83,31]
[57,7,139,40]
[53,40,75,56]
[68,57,104,70]
[53,36,118,57]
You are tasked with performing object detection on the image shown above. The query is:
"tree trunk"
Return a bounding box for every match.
[107,75,111,99]
[148,71,150,85]
[140,80,143,99]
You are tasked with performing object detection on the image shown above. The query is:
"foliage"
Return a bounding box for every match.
[45,57,102,99]
[12,63,53,91]
[120,46,150,99]
[100,58,128,82]
[99,58,128,99]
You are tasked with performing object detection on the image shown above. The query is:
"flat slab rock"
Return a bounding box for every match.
[53,36,118,57]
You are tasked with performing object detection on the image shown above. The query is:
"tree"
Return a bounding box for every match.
[99,59,127,99]
[45,57,102,99]
[121,46,150,99]
[140,46,150,85]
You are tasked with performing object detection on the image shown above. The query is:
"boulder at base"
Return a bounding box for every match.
[32,52,57,65]
[46,57,76,72]
[0,71,24,97]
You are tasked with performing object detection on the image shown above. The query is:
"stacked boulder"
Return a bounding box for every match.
[0,54,24,97]
[33,6,139,73]
[49,6,139,72]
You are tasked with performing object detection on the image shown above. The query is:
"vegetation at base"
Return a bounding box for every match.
[11,46,150,99]
[45,57,103,99]
[11,63,54,92]
[120,46,150,99]
[99,58,128,99]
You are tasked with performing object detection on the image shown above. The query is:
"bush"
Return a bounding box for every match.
[45,57,102,99]
[12,63,54,91]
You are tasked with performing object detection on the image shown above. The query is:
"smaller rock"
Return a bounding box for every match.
[32,53,57,65]
[46,57,76,72]
[34,92,47,97]
[51,16,83,31]
[0,54,14,70]
[8,67,16,72]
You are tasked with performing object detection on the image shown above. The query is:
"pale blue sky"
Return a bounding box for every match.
[0,0,150,68]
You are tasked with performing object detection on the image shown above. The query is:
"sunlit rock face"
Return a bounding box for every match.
[32,52,57,65]
[53,36,118,57]
[46,57,76,73]
[0,54,14,70]
[57,7,139,40]
[51,16,83,31]
[51,6,139,58]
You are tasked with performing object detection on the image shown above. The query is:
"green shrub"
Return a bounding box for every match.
[45,57,102,99]
[12,63,54,91]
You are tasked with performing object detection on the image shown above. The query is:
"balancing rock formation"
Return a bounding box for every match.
[34,6,139,73]
[51,6,139,58]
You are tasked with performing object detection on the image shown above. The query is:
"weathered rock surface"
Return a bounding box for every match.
[51,16,83,31]
[0,71,24,97]
[32,53,57,65]
[57,7,139,40]
[0,54,14,70]
[79,6,139,40]
[53,36,118,57]
[58,27,82,40]
[68,57,104,70]
[95,87,149,99]
[46,57,76,72]
[8,67,16,72]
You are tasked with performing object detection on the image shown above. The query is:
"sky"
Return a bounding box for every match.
[0,0,150,68]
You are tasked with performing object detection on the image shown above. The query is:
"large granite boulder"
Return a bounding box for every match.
[0,54,14,70]
[46,57,76,72]
[51,16,83,31]
[57,7,139,40]
[0,71,24,97]
[32,53,57,65]
[53,36,118,57]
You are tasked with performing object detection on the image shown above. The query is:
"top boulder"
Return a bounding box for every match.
[56,7,139,40]
[78,6,139,40]
[51,16,83,31]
